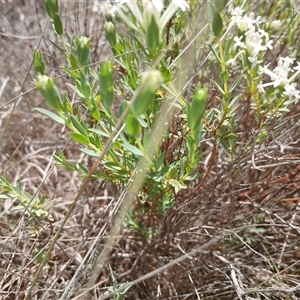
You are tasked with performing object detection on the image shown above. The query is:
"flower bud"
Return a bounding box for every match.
[104,22,116,49]
[270,20,281,30]
[33,49,46,75]
[76,36,91,67]
[131,70,163,116]
[35,75,62,111]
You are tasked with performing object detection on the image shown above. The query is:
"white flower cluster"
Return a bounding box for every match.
[258,57,300,101]
[229,7,300,102]
[109,0,190,36]
[92,0,115,15]
[228,7,273,68]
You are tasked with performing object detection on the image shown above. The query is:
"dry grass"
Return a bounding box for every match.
[0,1,300,299]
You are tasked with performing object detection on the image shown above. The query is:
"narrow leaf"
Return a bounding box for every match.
[121,142,144,157]
[212,11,223,37]
[69,115,88,138]
[79,148,100,157]
[126,115,141,138]
[34,108,65,124]
[70,132,90,145]
[53,13,63,35]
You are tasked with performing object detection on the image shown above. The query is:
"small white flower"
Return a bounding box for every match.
[226,50,245,67]
[270,20,281,30]
[264,67,289,87]
[232,35,245,51]
[230,6,244,17]
[271,56,294,85]
[245,28,263,55]
[258,56,299,96]
[238,12,259,31]
[248,56,258,68]
[244,28,272,62]
[264,38,273,51]
[231,9,261,32]
[283,83,300,100]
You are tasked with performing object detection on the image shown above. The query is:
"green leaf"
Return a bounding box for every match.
[68,53,78,70]
[167,165,177,179]
[44,0,58,20]
[169,179,187,189]
[131,71,163,117]
[146,14,161,58]
[121,142,144,157]
[207,1,215,25]
[160,61,172,82]
[213,0,228,12]
[186,135,196,162]
[34,108,65,125]
[224,38,233,59]
[62,94,73,113]
[70,132,90,145]
[138,116,148,128]
[53,151,67,164]
[230,76,243,92]
[2,185,12,192]
[154,151,165,171]
[69,115,88,138]
[103,161,123,171]
[90,100,101,121]
[126,115,141,138]
[207,2,223,37]
[169,179,187,194]
[49,39,65,56]
[130,34,148,58]
[79,148,100,157]
[66,83,85,98]
[79,70,92,101]
[206,43,221,64]
[212,11,223,37]
[221,71,229,83]
[12,204,26,212]
[78,164,89,174]
[224,91,232,101]
[210,79,224,94]
[99,60,114,110]
[88,128,110,138]
[186,86,207,143]
[141,129,151,153]
[61,67,78,80]
[53,13,63,35]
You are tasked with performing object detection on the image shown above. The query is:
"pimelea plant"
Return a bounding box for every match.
[33,0,210,239]
[2,0,300,240]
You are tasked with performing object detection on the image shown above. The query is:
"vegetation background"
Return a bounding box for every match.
[0,0,300,299]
